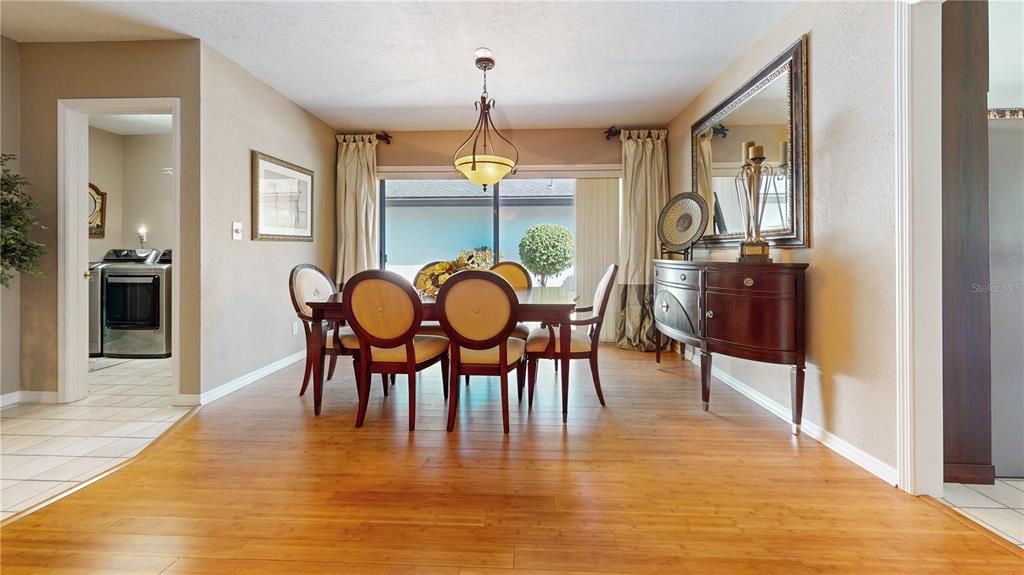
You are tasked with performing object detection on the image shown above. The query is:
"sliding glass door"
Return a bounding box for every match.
[380,178,575,286]
[380,179,494,282]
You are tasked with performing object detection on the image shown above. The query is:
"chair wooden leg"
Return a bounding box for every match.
[516,361,525,404]
[381,373,389,397]
[407,369,417,431]
[500,368,510,434]
[655,330,661,364]
[327,354,337,380]
[447,362,460,432]
[589,353,606,406]
[355,362,371,428]
[440,354,450,400]
[464,374,470,385]
[391,374,396,385]
[299,353,313,396]
[527,358,538,408]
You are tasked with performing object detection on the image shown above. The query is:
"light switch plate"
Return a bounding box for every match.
[232,222,243,240]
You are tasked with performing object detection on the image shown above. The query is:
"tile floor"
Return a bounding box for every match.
[0,358,190,520]
[940,479,1024,549]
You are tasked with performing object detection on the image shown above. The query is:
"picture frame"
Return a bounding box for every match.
[88,183,107,238]
[251,150,314,241]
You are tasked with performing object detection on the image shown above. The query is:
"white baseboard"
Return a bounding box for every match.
[691,356,899,486]
[1,390,59,407]
[198,350,305,406]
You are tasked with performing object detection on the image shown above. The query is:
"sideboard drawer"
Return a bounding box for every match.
[655,266,699,289]
[704,291,797,351]
[654,285,700,338]
[706,270,795,294]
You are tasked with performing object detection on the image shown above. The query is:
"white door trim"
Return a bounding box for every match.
[56,98,182,404]
[894,1,944,496]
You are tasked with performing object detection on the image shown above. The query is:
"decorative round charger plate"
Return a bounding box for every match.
[657,192,709,252]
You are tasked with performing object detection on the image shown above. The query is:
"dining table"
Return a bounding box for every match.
[306,286,578,422]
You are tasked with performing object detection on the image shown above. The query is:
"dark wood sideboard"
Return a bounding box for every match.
[653,259,809,434]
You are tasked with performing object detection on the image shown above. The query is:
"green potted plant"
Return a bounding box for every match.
[1,155,46,287]
[518,223,574,287]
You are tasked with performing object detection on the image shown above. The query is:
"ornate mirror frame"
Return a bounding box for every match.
[88,183,107,239]
[691,35,809,248]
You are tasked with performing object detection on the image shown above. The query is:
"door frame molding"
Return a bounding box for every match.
[895,1,945,496]
[56,97,182,403]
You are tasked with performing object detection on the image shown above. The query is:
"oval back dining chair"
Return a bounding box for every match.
[488,261,532,341]
[489,261,532,290]
[525,264,619,408]
[288,264,359,396]
[437,270,526,433]
[343,270,449,430]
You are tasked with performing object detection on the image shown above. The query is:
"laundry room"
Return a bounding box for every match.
[87,113,175,404]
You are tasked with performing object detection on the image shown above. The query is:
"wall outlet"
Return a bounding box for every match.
[232,222,243,240]
[292,322,299,336]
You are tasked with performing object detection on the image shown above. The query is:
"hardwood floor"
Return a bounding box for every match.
[1,348,1020,574]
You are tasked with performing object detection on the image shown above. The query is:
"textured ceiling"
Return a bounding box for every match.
[2,1,798,130]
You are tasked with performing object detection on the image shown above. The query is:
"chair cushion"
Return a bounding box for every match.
[335,326,360,350]
[525,328,592,354]
[459,338,526,366]
[370,335,449,364]
[416,321,448,336]
[510,322,530,340]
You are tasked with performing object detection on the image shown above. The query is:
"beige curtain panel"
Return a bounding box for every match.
[695,128,715,237]
[616,129,669,351]
[336,134,379,284]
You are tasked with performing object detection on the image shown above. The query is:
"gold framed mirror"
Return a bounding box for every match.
[691,35,809,248]
[88,183,106,239]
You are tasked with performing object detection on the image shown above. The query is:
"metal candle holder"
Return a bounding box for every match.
[735,151,775,263]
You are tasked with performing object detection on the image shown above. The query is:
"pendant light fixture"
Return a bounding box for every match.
[453,47,518,189]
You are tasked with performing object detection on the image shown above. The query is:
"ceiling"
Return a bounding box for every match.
[1,1,797,131]
[89,114,173,135]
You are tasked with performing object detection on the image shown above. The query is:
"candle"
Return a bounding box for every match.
[749,145,764,160]
[741,141,755,162]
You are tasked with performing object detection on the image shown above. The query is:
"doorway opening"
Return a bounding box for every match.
[56,98,182,407]
[86,112,177,407]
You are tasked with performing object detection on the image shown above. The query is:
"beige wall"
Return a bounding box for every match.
[667,2,898,467]
[1,36,21,396]
[377,128,621,169]
[17,40,202,394]
[122,134,174,252]
[199,45,337,394]
[88,130,175,260]
[88,127,125,260]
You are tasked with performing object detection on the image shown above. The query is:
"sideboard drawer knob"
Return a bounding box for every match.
[743,277,755,287]
[706,310,714,319]
[680,273,687,282]
[659,302,669,312]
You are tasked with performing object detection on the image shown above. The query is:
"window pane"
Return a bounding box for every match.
[498,179,576,288]
[383,180,493,283]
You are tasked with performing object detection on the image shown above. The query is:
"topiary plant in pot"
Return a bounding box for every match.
[1,154,46,287]
[518,223,574,287]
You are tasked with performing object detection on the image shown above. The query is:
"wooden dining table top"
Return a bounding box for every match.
[308,286,578,314]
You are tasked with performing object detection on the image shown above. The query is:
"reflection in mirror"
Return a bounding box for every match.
[697,77,790,236]
[691,35,808,248]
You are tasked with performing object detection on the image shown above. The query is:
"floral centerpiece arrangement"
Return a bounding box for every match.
[415,247,494,296]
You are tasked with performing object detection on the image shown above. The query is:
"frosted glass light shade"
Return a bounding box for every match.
[454,154,515,186]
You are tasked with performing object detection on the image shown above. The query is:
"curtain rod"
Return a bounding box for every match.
[338,132,392,144]
[604,127,621,140]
